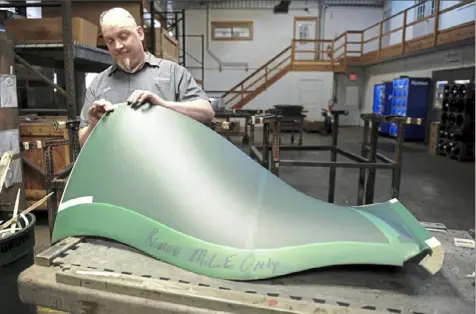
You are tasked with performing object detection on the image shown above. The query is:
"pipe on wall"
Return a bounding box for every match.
[206,5,223,71]
[205,4,249,72]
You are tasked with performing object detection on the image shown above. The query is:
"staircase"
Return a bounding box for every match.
[221,39,344,110]
[221,46,292,110]
[220,0,475,110]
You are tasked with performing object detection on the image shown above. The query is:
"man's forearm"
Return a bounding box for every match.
[78,125,93,148]
[164,99,215,123]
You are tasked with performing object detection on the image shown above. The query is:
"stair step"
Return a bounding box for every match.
[291,60,343,72]
[292,60,341,66]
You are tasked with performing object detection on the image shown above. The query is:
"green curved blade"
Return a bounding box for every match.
[52,103,443,280]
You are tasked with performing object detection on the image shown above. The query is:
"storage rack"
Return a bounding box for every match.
[154,9,186,66]
[1,0,187,216]
[437,82,475,161]
[0,0,116,163]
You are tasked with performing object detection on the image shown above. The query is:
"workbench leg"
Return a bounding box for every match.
[299,116,304,146]
[391,122,404,199]
[248,124,255,158]
[364,121,380,204]
[44,145,55,238]
[357,120,370,205]
[328,114,339,203]
[270,118,281,176]
[242,117,250,145]
[262,123,270,169]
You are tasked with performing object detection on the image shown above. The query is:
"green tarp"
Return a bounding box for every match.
[52,103,444,280]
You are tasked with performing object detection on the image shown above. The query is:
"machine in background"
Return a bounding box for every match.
[437,82,475,161]
[389,76,431,141]
[372,81,393,135]
[271,105,306,145]
[318,108,333,136]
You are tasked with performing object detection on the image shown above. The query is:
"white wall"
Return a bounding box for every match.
[383,0,414,46]
[439,1,475,29]
[362,44,475,117]
[252,71,334,118]
[383,0,475,47]
[322,6,383,54]
[184,3,320,89]
[184,4,383,120]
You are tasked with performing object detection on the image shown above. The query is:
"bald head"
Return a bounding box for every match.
[99,7,146,73]
[99,7,138,28]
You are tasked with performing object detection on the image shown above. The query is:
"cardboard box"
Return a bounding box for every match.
[4,17,98,47]
[429,142,438,156]
[42,1,143,46]
[430,121,440,139]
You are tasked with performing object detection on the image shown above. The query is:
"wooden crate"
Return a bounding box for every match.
[4,17,98,47]
[19,116,70,210]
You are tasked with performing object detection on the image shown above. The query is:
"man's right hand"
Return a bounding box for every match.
[87,99,115,128]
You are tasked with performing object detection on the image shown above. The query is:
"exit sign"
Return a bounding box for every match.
[348,73,358,81]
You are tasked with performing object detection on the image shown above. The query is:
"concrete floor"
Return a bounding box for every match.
[32,126,475,254]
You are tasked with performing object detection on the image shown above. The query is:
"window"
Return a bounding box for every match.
[430,0,436,15]
[416,0,426,20]
[211,21,253,41]
[382,8,391,46]
[298,23,309,40]
[382,8,391,33]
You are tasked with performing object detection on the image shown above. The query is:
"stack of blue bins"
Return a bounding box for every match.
[389,76,431,141]
[372,82,393,135]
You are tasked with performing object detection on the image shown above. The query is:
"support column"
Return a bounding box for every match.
[0,33,26,214]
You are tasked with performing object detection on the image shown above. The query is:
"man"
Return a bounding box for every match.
[79,7,214,147]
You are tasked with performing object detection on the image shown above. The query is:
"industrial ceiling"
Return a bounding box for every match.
[154,0,385,11]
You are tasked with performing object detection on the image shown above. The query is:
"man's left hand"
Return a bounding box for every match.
[127,90,166,108]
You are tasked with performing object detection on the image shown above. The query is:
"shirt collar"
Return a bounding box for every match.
[108,52,161,76]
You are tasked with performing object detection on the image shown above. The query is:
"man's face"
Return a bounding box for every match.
[102,24,145,72]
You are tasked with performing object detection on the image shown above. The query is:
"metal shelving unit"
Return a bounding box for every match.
[0,0,115,161]
[14,42,113,73]
[0,1,115,222]
[150,7,186,66]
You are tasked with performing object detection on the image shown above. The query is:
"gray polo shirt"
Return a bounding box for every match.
[80,53,208,128]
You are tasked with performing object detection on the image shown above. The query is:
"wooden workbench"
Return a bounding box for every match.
[18,229,475,314]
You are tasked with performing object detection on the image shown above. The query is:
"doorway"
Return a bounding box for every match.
[298,78,323,120]
[340,85,361,126]
[293,17,319,61]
